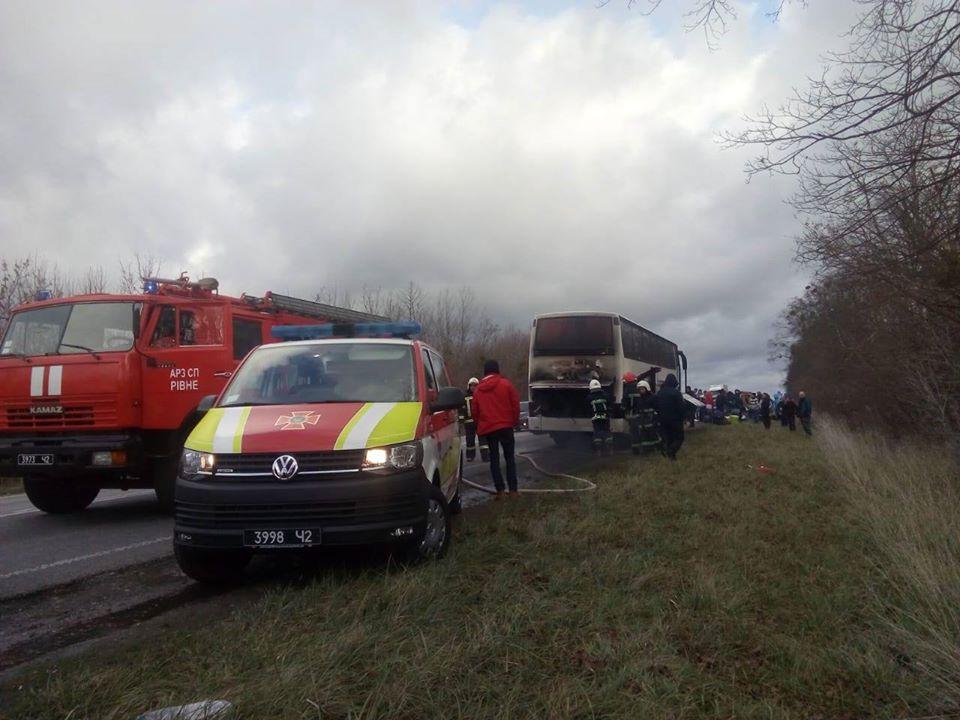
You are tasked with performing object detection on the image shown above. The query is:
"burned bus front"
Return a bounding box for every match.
[527,314,621,438]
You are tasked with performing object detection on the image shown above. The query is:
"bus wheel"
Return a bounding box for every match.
[23,477,100,514]
[175,544,250,584]
[550,432,573,448]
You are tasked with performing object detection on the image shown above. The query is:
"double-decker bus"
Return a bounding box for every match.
[526,311,687,443]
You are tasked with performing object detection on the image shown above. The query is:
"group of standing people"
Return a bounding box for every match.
[685,386,814,436]
[591,372,687,460]
[766,390,813,435]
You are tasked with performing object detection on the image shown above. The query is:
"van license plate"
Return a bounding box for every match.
[17,454,55,466]
[243,529,320,547]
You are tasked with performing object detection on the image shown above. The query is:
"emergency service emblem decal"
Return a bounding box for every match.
[274,410,321,431]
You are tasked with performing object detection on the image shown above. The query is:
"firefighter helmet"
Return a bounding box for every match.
[589,379,601,391]
[622,372,637,383]
[638,380,651,392]
[467,377,479,387]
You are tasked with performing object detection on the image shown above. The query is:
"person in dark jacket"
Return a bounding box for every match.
[588,379,613,456]
[621,372,640,455]
[472,360,521,499]
[760,392,772,430]
[460,377,489,462]
[797,391,813,436]
[781,395,798,431]
[656,373,685,460]
[635,380,661,455]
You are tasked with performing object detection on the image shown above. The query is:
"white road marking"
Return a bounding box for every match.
[0,489,156,519]
[0,537,169,580]
[30,366,44,397]
[48,364,62,395]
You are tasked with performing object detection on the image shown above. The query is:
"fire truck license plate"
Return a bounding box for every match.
[17,454,55,466]
[243,529,320,547]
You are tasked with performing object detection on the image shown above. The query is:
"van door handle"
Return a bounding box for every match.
[213,371,233,378]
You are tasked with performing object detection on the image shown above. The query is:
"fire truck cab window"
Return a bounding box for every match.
[179,307,223,346]
[232,318,263,360]
[150,306,177,348]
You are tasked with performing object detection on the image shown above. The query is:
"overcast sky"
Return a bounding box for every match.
[0,0,863,389]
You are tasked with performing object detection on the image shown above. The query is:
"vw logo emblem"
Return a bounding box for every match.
[272,455,299,480]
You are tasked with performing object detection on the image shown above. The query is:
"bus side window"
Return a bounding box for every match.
[150,306,177,348]
[233,318,263,360]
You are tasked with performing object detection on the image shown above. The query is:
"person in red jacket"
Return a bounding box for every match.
[472,359,521,499]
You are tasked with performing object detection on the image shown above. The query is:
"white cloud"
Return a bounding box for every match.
[0,0,862,389]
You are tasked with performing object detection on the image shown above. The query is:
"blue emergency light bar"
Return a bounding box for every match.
[271,322,421,342]
[34,290,53,301]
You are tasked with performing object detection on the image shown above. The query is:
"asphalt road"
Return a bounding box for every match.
[0,432,555,599]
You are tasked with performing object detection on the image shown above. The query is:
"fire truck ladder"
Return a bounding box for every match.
[255,292,390,324]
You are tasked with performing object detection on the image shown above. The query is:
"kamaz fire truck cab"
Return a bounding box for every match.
[0,276,381,513]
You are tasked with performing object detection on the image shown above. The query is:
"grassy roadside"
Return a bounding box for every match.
[0,478,22,496]
[2,424,929,719]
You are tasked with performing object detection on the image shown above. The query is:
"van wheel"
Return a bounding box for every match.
[401,486,451,563]
[23,477,99,514]
[175,544,251,584]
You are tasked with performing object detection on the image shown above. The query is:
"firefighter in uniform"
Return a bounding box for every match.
[635,380,661,455]
[621,372,641,455]
[588,378,613,456]
[460,377,488,461]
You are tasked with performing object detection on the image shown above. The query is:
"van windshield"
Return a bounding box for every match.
[220,342,417,406]
[533,316,614,356]
[0,302,139,356]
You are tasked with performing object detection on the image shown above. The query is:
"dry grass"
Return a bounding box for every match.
[0,477,22,496]
[0,423,935,719]
[819,416,960,713]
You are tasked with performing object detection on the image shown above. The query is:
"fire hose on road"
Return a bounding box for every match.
[460,453,597,495]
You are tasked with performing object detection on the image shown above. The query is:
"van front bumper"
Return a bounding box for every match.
[174,470,432,550]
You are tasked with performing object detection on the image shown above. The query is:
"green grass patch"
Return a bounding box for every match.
[2,425,928,719]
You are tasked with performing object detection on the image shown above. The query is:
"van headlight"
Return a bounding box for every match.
[362,443,421,473]
[180,449,216,477]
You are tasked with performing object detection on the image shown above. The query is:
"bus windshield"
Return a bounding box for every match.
[219,342,417,406]
[533,316,615,356]
[0,302,139,356]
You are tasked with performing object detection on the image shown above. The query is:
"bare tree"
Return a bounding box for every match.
[118,253,163,294]
[602,0,799,46]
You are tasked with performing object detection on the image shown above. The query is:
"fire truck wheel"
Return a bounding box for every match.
[23,477,100,514]
[152,457,178,513]
[175,544,251,584]
[398,485,451,563]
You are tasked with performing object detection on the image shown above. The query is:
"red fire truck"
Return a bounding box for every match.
[0,275,382,513]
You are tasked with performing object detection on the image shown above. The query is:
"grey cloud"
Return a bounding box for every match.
[0,0,860,389]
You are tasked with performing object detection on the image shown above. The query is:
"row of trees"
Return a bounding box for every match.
[315,282,530,394]
[751,1,960,444]
[0,256,531,396]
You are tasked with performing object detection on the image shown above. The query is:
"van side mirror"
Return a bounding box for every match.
[431,387,465,412]
[196,395,217,413]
